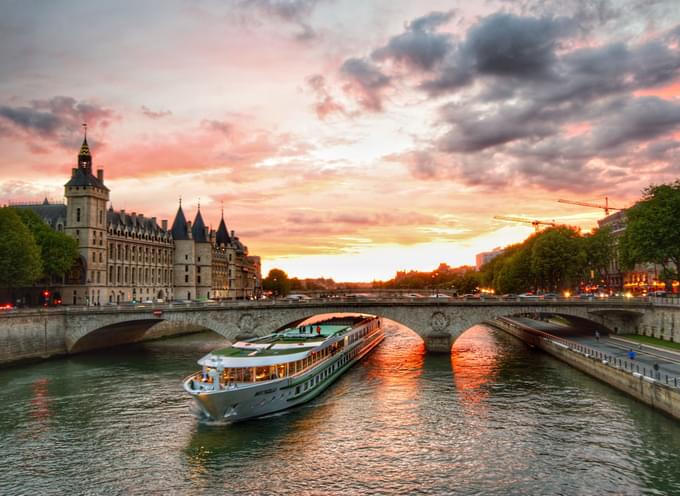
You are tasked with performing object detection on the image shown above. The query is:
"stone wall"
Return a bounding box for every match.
[489,319,680,421]
[0,310,67,366]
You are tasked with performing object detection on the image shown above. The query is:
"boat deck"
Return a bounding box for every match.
[211,324,350,358]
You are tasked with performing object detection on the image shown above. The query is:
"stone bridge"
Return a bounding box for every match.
[60,298,660,353]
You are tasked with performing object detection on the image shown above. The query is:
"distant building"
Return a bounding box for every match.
[13,132,261,305]
[598,210,671,294]
[475,247,504,270]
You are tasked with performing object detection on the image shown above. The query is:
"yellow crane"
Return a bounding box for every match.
[557,196,624,216]
[493,215,557,232]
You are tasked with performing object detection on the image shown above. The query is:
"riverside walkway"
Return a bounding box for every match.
[501,316,680,398]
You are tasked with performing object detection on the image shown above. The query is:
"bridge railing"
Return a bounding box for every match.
[497,317,680,390]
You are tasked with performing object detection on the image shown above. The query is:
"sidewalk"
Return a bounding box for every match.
[507,317,680,381]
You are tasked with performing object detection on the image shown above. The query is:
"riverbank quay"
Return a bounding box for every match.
[0,307,205,367]
[487,316,680,420]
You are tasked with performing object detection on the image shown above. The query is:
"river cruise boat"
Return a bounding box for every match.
[183,314,384,422]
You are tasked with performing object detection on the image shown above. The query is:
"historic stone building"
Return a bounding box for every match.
[14,133,261,305]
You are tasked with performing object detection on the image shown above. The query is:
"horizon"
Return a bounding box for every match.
[2,1,679,282]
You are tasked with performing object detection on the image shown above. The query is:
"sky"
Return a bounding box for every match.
[1,0,680,281]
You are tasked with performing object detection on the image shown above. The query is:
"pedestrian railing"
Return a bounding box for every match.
[497,317,680,389]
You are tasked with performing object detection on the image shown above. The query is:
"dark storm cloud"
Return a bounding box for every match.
[371,11,454,71]
[0,106,61,135]
[332,7,680,192]
[0,97,114,143]
[339,58,391,111]
[592,97,680,149]
[464,14,574,78]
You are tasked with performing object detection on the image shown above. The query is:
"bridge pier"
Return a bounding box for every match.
[424,333,453,353]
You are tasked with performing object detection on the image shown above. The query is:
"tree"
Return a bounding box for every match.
[619,181,680,287]
[262,268,291,296]
[0,208,42,288]
[15,209,79,281]
[581,226,614,284]
[531,227,583,291]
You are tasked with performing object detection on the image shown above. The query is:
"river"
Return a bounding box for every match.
[2,322,680,495]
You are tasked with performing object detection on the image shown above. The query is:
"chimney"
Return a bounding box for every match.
[97,169,104,181]
[162,219,168,230]
[231,230,235,238]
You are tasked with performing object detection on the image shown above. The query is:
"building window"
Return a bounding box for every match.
[185,265,188,272]
[185,275,189,283]
[198,256,201,262]
[76,208,81,223]
[197,276,201,284]
[185,254,188,261]
[197,266,201,274]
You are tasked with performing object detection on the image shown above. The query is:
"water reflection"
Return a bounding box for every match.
[451,325,501,411]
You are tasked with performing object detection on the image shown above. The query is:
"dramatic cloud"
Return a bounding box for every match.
[0,96,115,149]
[333,9,680,192]
[339,58,391,111]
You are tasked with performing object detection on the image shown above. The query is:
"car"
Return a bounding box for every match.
[429,293,451,298]
[577,293,594,300]
[519,293,540,300]
[651,291,667,297]
[501,294,518,300]
[404,293,424,298]
[462,294,479,300]
[541,293,559,300]
[285,294,312,301]
[0,303,14,311]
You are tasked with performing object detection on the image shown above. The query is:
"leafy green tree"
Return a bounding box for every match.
[0,208,42,287]
[619,181,680,286]
[15,209,78,281]
[581,226,614,283]
[531,227,583,291]
[262,268,291,296]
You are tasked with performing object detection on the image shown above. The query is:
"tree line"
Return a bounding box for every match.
[0,208,79,288]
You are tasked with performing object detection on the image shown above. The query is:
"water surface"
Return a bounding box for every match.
[2,323,680,495]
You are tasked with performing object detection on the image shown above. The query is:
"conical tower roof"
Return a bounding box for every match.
[216,214,230,246]
[170,203,189,240]
[192,208,208,243]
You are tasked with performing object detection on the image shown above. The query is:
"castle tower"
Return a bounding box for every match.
[64,127,109,305]
[192,206,213,299]
[171,201,196,301]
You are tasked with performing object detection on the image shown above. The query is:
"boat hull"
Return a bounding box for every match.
[184,328,384,422]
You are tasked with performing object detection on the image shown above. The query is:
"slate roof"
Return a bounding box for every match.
[108,208,170,240]
[192,209,209,243]
[170,205,189,240]
[65,167,109,190]
[13,200,67,229]
[215,216,230,246]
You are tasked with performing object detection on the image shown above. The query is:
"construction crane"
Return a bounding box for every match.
[557,196,624,216]
[494,215,557,232]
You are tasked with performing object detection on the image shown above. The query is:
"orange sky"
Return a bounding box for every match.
[1,1,679,281]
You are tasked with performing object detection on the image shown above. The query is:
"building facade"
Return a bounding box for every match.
[16,134,261,305]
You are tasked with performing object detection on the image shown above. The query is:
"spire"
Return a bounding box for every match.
[170,202,189,240]
[192,208,208,243]
[216,210,230,246]
[78,123,92,170]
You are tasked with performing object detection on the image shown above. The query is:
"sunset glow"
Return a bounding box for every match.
[2,1,680,281]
